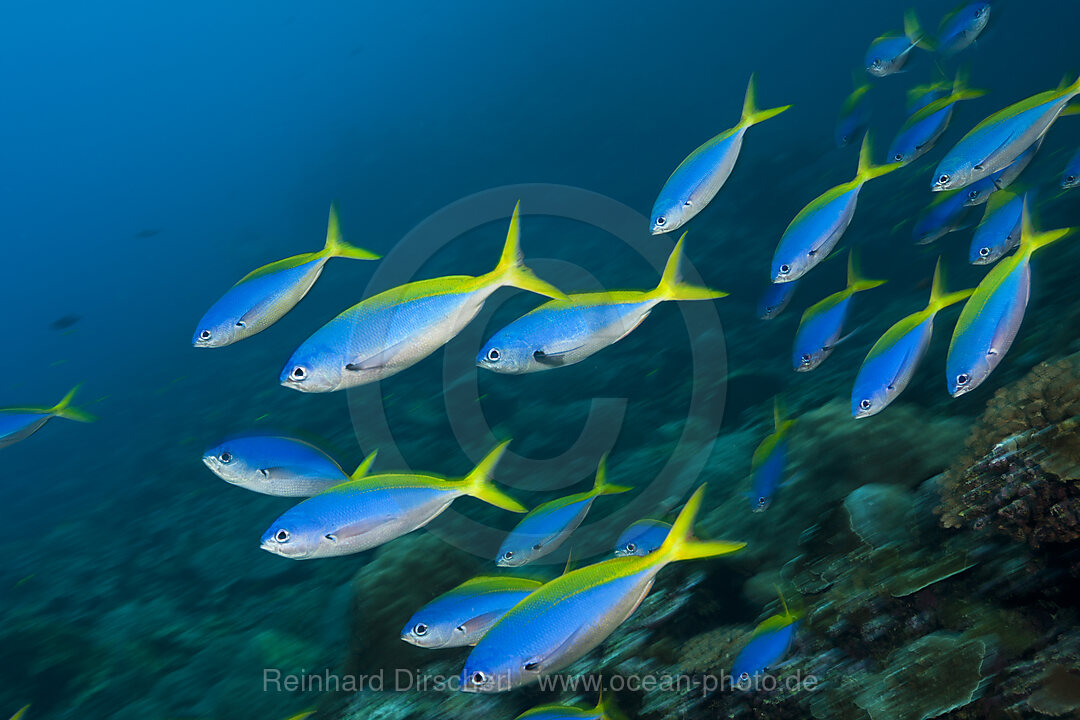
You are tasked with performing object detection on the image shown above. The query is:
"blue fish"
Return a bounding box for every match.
[888,72,985,165]
[970,189,1022,265]
[401,576,543,649]
[478,233,724,374]
[793,253,886,371]
[203,435,377,497]
[497,455,631,567]
[936,2,991,56]
[758,279,798,320]
[460,486,744,692]
[933,76,1080,191]
[650,75,790,234]
[835,76,872,148]
[771,135,900,282]
[193,206,379,348]
[260,441,526,559]
[613,519,671,557]
[912,188,977,245]
[281,202,565,391]
[731,589,801,686]
[963,137,1042,207]
[865,10,931,78]
[515,695,612,720]
[748,398,795,512]
[0,386,95,450]
[1061,148,1080,189]
[852,260,973,418]
[947,202,1074,396]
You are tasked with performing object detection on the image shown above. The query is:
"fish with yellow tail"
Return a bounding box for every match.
[478,231,724,374]
[193,205,379,348]
[0,385,95,450]
[282,202,566,391]
[460,484,745,692]
[771,135,901,283]
[947,201,1075,397]
[853,259,973,418]
[792,252,886,372]
[260,440,525,559]
[650,75,790,234]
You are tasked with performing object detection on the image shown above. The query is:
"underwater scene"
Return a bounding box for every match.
[4,0,1080,718]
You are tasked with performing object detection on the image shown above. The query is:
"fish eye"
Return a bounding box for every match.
[894,153,904,162]
[979,247,990,258]
[756,496,767,508]
[413,623,428,636]
[486,348,501,362]
[1068,176,1077,184]
[655,216,667,227]
[975,6,985,17]
[859,399,872,411]
[532,543,543,551]
[779,264,791,275]
[290,366,307,381]
[956,373,970,386]
[471,672,486,685]
[198,329,212,341]
[937,174,950,185]
[274,529,291,543]
[968,189,980,200]
[219,451,232,463]
[800,353,811,364]
[871,58,881,68]
[683,200,693,207]
[503,551,514,560]
[625,542,636,553]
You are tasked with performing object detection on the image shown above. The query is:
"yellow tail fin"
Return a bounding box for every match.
[49,385,96,423]
[904,9,933,51]
[855,133,903,184]
[490,201,568,300]
[349,450,379,480]
[846,251,887,294]
[653,232,728,302]
[322,204,380,260]
[590,454,633,496]
[927,258,974,313]
[739,74,791,128]
[462,440,527,513]
[658,485,746,562]
[1019,198,1074,259]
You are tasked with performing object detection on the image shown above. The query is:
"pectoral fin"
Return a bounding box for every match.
[326,514,396,543]
[522,621,595,675]
[533,348,580,366]
[456,610,507,642]
[346,340,409,372]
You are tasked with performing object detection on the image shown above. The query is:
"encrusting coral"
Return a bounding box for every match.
[938,354,1080,548]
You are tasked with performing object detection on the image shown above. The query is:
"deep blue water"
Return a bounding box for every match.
[2,1,1080,718]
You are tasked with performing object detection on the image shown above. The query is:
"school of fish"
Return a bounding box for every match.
[6,2,1080,717]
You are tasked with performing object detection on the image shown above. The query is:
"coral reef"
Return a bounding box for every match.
[939,354,1080,548]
